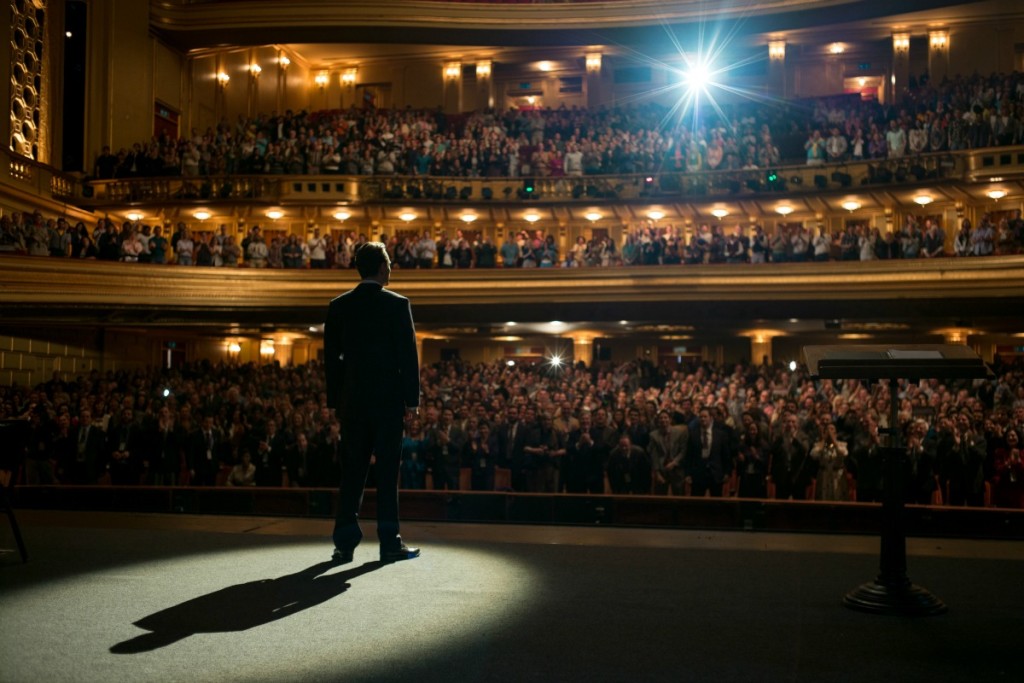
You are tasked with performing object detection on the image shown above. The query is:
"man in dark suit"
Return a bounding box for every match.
[325,241,420,564]
[67,409,105,484]
[685,407,735,497]
[187,414,225,486]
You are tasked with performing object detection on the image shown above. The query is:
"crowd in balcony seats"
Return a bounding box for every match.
[2,208,1021,266]
[2,355,1023,509]
[90,70,1024,182]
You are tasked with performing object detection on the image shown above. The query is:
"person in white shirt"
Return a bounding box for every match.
[307,227,327,269]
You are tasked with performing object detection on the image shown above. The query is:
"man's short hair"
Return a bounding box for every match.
[356,241,391,278]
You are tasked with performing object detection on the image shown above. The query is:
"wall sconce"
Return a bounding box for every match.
[216,71,230,86]
[228,343,242,354]
[314,71,329,89]
[476,61,492,79]
[929,30,949,51]
[249,63,262,77]
[892,33,910,54]
[259,339,275,357]
[444,62,461,80]
[341,68,357,86]
[585,53,602,72]
[828,43,845,55]
[768,41,786,61]
[279,55,290,69]
[710,208,729,219]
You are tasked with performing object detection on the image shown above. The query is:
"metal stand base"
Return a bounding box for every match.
[843,579,947,616]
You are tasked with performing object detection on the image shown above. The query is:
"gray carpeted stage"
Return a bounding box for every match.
[1,510,1021,682]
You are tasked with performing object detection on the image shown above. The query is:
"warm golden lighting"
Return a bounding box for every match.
[193,210,211,221]
[333,210,351,221]
[585,53,602,72]
[341,68,357,86]
[829,43,845,55]
[216,71,230,85]
[249,64,262,76]
[461,213,478,223]
[913,194,934,206]
[524,212,541,223]
[775,205,794,216]
[444,62,461,80]
[710,208,729,219]
[228,343,242,354]
[857,77,866,87]
[584,211,602,222]
[987,189,1007,200]
[768,41,786,60]
[538,61,554,72]
[126,212,144,222]
[259,340,275,357]
[475,61,492,79]
[893,33,910,54]
[265,209,284,220]
[398,211,417,222]
[647,210,665,221]
[314,71,329,88]
[841,200,861,212]
[929,30,949,50]
[279,56,290,68]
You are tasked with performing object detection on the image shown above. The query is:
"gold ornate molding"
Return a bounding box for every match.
[2,254,1022,312]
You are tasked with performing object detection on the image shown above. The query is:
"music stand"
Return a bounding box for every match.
[0,419,30,563]
[804,344,991,616]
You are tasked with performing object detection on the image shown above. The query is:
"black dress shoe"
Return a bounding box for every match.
[331,548,355,564]
[380,543,420,563]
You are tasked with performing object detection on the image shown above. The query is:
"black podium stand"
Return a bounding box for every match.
[804,345,991,616]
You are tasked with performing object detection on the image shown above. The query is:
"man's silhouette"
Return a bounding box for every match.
[324,242,421,564]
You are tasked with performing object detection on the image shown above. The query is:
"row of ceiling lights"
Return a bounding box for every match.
[122,187,1012,225]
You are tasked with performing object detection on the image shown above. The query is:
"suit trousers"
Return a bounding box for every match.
[334,410,403,551]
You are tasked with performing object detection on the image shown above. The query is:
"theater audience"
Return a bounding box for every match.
[2,353,1023,509]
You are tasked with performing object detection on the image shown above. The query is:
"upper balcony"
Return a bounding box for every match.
[0,146,1014,234]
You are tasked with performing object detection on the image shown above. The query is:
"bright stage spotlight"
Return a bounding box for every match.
[683,61,713,92]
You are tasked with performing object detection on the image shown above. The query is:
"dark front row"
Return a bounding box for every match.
[15,403,1021,509]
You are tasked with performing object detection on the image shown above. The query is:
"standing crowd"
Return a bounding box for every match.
[3,355,1022,509]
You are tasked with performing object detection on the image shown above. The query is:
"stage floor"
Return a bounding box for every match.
[1,511,1021,682]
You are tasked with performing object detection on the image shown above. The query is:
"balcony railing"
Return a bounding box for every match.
[4,146,1023,212]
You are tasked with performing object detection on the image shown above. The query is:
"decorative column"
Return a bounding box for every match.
[564,332,595,368]
[475,61,493,109]
[928,30,949,83]
[767,40,786,99]
[891,33,910,103]
[9,0,49,161]
[584,52,603,108]
[442,61,462,114]
[340,67,357,109]
[745,331,780,366]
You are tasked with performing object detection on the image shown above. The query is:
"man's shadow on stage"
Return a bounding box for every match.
[110,560,385,653]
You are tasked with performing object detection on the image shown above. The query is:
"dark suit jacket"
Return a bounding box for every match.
[685,424,735,484]
[324,281,419,418]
